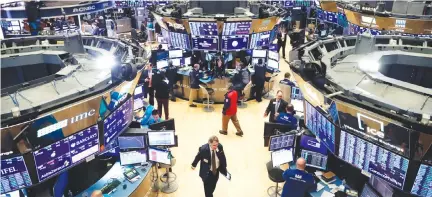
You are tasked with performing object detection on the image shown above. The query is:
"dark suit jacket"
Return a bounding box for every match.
[192,144,227,181]
[265,98,288,122]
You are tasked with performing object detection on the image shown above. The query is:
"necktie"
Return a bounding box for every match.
[275,101,280,113]
[211,150,217,175]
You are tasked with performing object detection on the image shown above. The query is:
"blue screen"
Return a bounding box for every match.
[249,31,271,49]
[191,36,219,51]
[326,12,337,23]
[156,51,168,61]
[103,98,133,146]
[299,135,328,155]
[168,32,191,49]
[189,22,218,36]
[222,21,251,35]
[221,35,249,51]
[411,164,432,197]
[0,156,32,194]
[304,101,336,153]
[339,131,409,189]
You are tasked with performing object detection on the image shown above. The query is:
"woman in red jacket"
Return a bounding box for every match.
[219,85,244,137]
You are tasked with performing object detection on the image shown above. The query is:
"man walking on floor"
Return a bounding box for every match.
[219,85,244,137]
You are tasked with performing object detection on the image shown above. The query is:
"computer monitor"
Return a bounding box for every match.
[0,156,32,193]
[148,130,175,146]
[300,149,327,170]
[184,57,191,66]
[304,100,336,153]
[252,49,267,58]
[271,148,294,167]
[149,119,175,130]
[148,147,171,165]
[171,58,181,66]
[169,50,182,58]
[118,136,146,149]
[269,133,296,151]
[119,150,147,165]
[252,58,259,65]
[268,50,279,61]
[370,176,394,197]
[264,122,294,147]
[157,60,168,69]
[267,59,279,70]
[103,98,133,146]
[161,44,169,50]
[360,184,381,197]
[134,85,144,111]
[411,164,432,197]
[299,135,327,155]
[156,51,168,60]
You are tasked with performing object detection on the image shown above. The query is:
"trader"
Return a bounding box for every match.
[191,136,228,197]
[251,58,266,102]
[219,85,244,137]
[231,62,250,95]
[166,60,178,102]
[189,64,201,107]
[281,158,317,197]
[154,69,170,120]
[280,72,296,87]
[141,64,155,106]
[277,27,287,59]
[264,90,288,122]
[148,109,163,125]
[276,104,298,130]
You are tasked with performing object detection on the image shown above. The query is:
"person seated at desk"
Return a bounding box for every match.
[280,72,296,87]
[276,104,298,130]
[139,106,162,126]
[281,158,317,197]
[148,109,163,125]
[214,58,225,79]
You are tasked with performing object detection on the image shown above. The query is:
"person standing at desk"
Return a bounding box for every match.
[191,136,228,197]
[189,64,201,107]
[219,85,244,137]
[142,64,155,106]
[264,90,288,122]
[277,27,287,59]
[154,69,170,120]
[251,58,266,102]
[281,158,317,197]
[166,60,178,102]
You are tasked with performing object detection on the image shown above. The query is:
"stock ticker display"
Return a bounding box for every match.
[189,22,218,36]
[411,164,432,197]
[222,21,251,35]
[33,125,99,182]
[1,156,32,194]
[305,101,336,153]
[168,32,191,49]
[191,36,219,51]
[103,98,133,146]
[249,31,271,49]
[339,131,409,189]
[221,35,249,51]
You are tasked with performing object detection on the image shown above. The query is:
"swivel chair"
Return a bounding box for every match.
[266,161,285,197]
[159,158,178,193]
[200,85,214,112]
[239,81,253,108]
[263,74,278,99]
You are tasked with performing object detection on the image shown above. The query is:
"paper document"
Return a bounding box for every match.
[316,183,325,192]
[314,171,323,176]
[321,190,335,197]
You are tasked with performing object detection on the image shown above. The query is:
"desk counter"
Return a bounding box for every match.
[76,162,155,197]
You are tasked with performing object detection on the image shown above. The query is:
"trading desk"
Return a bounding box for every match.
[76,162,155,197]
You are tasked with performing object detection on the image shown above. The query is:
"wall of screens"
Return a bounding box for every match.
[411,164,432,197]
[103,98,133,146]
[304,100,336,153]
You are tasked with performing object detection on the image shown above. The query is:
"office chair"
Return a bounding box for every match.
[159,158,178,193]
[200,85,214,112]
[266,161,285,197]
[263,74,278,99]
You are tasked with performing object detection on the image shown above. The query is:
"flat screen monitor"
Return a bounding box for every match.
[221,35,249,51]
[156,51,168,60]
[161,44,169,50]
[134,85,144,111]
[148,131,175,146]
[67,125,99,164]
[326,12,337,24]
[168,32,191,49]
[360,184,380,197]
[171,58,181,66]
[369,176,394,197]
[0,156,32,193]
[299,135,328,155]
[222,21,252,35]
[269,133,295,151]
[252,49,267,58]
[191,36,219,51]
[411,164,432,197]
[268,50,279,61]
[118,136,146,149]
[338,130,409,189]
[119,150,147,165]
[184,57,191,66]
[169,50,182,59]
[103,98,133,146]
[189,21,218,36]
[267,59,279,70]
[271,148,293,167]
[157,60,168,69]
[300,149,327,170]
[148,147,171,165]
[304,101,336,153]
[249,31,271,49]
[149,119,175,131]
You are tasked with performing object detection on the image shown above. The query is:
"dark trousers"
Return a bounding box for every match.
[203,171,219,197]
[251,79,264,102]
[146,87,155,106]
[169,84,176,100]
[278,43,286,58]
[156,98,169,120]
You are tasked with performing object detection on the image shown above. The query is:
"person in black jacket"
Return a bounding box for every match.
[154,70,170,120]
[141,64,155,105]
[214,58,225,78]
[264,90,288,122]
[251,58,266,102]
[277,27,287,59]
[189,64,201,107]
[166,60,178,102]
[191,136,228,197]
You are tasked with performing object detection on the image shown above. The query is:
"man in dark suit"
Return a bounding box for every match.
[191,136,228,197]
[141,64,155,105]
[264,90,288,122]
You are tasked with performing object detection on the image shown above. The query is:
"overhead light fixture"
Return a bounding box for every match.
[95,54,116,69]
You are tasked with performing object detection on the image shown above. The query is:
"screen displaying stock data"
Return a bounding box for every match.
[411,164,432,197]
[338,131,409,189]
[305,101,336,153]
[103,98,133,146]
[189,21,218,36]
[1,156,32,194]
[222,21,251,35]
[249,31,271,49]
[301,149,327,170]
[191,36,219,51]
[168,32,191,49]
[32,125,99,182]
[221,35,249,51]
[269,133,295,151]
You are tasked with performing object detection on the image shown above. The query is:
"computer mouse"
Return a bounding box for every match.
[123,184,127,190]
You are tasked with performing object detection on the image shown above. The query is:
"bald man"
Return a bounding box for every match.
[275,103,298,130]
[281,158,317,197]
[90,190,109,197]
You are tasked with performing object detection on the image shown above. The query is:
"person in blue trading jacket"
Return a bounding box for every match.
[281,158,317,197]
[148,109,163,125]
[140,105,155,126]
[276,104,298,130]
[280,72,296,87]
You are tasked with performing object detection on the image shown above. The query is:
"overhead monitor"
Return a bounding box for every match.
[267,59,279,70]
[268,50,279,61]
[252,49,267,58]
[411,164,432,197]
[171,58,181,66]
[148,131,175,146]
[222,21,252,36]
[339,130,409,189]
[134,85,144,111]
[103,98,133,146]
[67,125,99,164]
[189,21,218,36]
[271,148,293,167]
[249,31,271,49]
[168,32,191,50]
[326,11,337,24]
[269,133,295,151]
[118,136,146,149]
[300,149,327,170]
[191,36,219,51]
[0,156,32,194]
[299,135,328,155]
[304,101,336,153]
[119,150,147,166]
[169,50,182,59]
[148,147,171,165]
[221,35,249,51]
[360,184,380,197]
[157,60,169,69]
